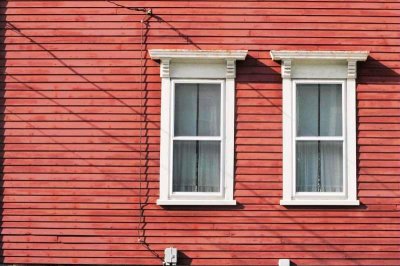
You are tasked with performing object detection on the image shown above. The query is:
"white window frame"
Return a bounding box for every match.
[271,50,369,206]
[293,79,347,200]
[169,79,225,200]
[149,49,247,205]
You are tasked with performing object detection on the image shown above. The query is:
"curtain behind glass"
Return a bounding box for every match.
[174,84,197,136]
[297,84,342,137]
[296,141,343,192]
[320,84,342,136]
[297,84,319,136]
[173,141,197,192]
[174,83,220,136]
[173,141,220,192]
[320,141,343,192]
[296,141,319,192]
[198,141,220,192]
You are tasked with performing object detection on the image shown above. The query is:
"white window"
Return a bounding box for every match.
[271,50,369,205]
[149,50,247,205]
[171,80,223,194]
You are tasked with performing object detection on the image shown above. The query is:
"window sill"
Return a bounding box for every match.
[157,199,237,206]
[280,199,360,206]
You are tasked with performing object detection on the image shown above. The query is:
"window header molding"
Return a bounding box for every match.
[270,50,369,61]
[270,50,369,79]
[150,49,248,78]
[149,49,248,60]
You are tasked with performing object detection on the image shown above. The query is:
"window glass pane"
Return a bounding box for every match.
[174,84,197,136]
[173,140,220,192]
[297,84,342,137]
[297,84,319,136]
[174,83,220,136]
[296,141,319,192]
[198,84,221,136]
[320,141,343,192]
[296,141,343,192]
[320,84,342,136]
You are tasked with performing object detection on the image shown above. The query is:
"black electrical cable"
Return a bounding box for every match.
[107,0,152,14]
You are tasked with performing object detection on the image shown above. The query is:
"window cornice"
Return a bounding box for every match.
[149,49,248,61]
[150,49,247,79]
[270,50,369,61]
[271,50,369,79]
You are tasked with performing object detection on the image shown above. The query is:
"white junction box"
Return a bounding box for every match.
[278,259,291,266]
[164,247,178,265]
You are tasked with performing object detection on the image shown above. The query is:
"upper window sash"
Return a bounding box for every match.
[294,80,345,140]
[171,80,224,140]
[293,79,346,139]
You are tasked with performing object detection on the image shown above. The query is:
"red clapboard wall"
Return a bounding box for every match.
[1,0,400,265]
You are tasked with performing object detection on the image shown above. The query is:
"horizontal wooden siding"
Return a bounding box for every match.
[1,0,400,265]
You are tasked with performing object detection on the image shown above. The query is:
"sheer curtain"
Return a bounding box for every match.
[173,141,197,192]
[296,84,343,192]
[173,83,221,192]
[175,84,220,136]
[296,141,319,192]
[297,84,319,136]
[320,142,343,192]
[320,84,342,136]
[198,141,220,192]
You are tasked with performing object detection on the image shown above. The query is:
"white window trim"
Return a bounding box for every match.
[292,80,347,200]
[169,79,225,200]
[271,50,369,206]
[150,49,248,205]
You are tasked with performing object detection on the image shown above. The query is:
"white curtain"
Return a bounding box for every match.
[173,141,197,192]
[296,141,319,192]
[320,84,342,136]
[320,142,343,192]
[198,141,220,192]
[174,83,220,136]
[172,83,221,192]
[197,85,221,136]
[297,84,319,136]
[172,141,220,192]
[296,141,343,192]
[297,84,342,136]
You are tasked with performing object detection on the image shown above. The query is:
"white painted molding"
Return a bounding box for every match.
[226,60,236,78]
[150,49,247,78]
[347,60,357,79]
[271,50,369,79]
[150,50,247,206]
[156,200,237,206]
[160,59,170,78]
[270,50,369,61]
[281,59,292,78]
[280,200,360,206]
[149,49,248,60]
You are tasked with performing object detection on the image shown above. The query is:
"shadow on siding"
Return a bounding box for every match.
[2,4,165,264]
